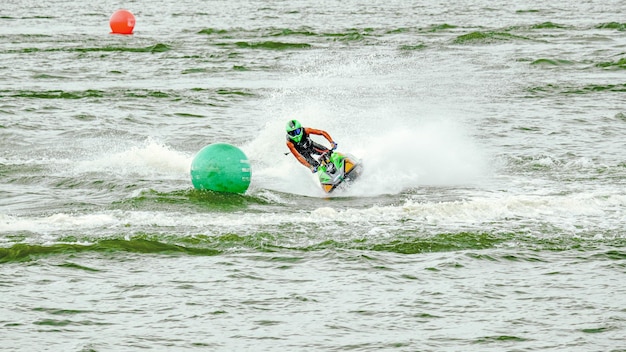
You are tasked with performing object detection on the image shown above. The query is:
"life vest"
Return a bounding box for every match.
[286,131,327,166]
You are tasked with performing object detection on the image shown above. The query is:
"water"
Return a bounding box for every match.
[1,0,625,351]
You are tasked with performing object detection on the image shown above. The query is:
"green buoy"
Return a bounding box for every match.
[190,143,251,194]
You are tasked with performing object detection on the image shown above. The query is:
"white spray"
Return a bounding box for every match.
[243,53,490,196]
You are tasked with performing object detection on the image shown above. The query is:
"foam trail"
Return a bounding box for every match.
[2,192,622,237]
[74,138,193,179]
[244,103,488,197]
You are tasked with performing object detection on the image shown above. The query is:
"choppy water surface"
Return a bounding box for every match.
[1,0,625,351]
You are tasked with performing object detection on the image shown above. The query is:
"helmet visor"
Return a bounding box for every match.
[288,128,302,137]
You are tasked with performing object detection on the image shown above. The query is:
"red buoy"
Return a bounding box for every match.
[109,9,135,35]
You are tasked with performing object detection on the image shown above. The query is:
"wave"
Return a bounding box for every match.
[3,89,105,99]
[5,43,171,54]
[198,27,372,42]
[195,22,619,47]
[2,190,624,240]
[0,239,220,263]
[0,87,256,101]
[595,22,626,31]
[528,22,570,29]
[231,41,311,50]
[595,57,626,70]
[530,58,575,66]
[399,44,427,51]
[1,22,622,59]
[527,83,626,95]
[525,56,625,70]
[2,231,624,264]
[453,31,531,44]
[114,188,273,212]
[502,154,625,172]
[451,21,624,46]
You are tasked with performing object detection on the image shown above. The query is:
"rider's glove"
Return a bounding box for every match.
[310,166,318,173]
[331,142,338,150]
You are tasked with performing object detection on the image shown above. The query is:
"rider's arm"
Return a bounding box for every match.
[305,128,335,146]
[286,141,313,168]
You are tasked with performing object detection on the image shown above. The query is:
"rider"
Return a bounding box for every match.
[285,119,337,173]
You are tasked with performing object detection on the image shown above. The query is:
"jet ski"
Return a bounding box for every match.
[316,150,363,193]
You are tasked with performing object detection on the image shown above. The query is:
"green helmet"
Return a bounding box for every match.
[286,119,304,143]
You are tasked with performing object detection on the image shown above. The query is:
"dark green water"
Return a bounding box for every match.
[1,0,625,350]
